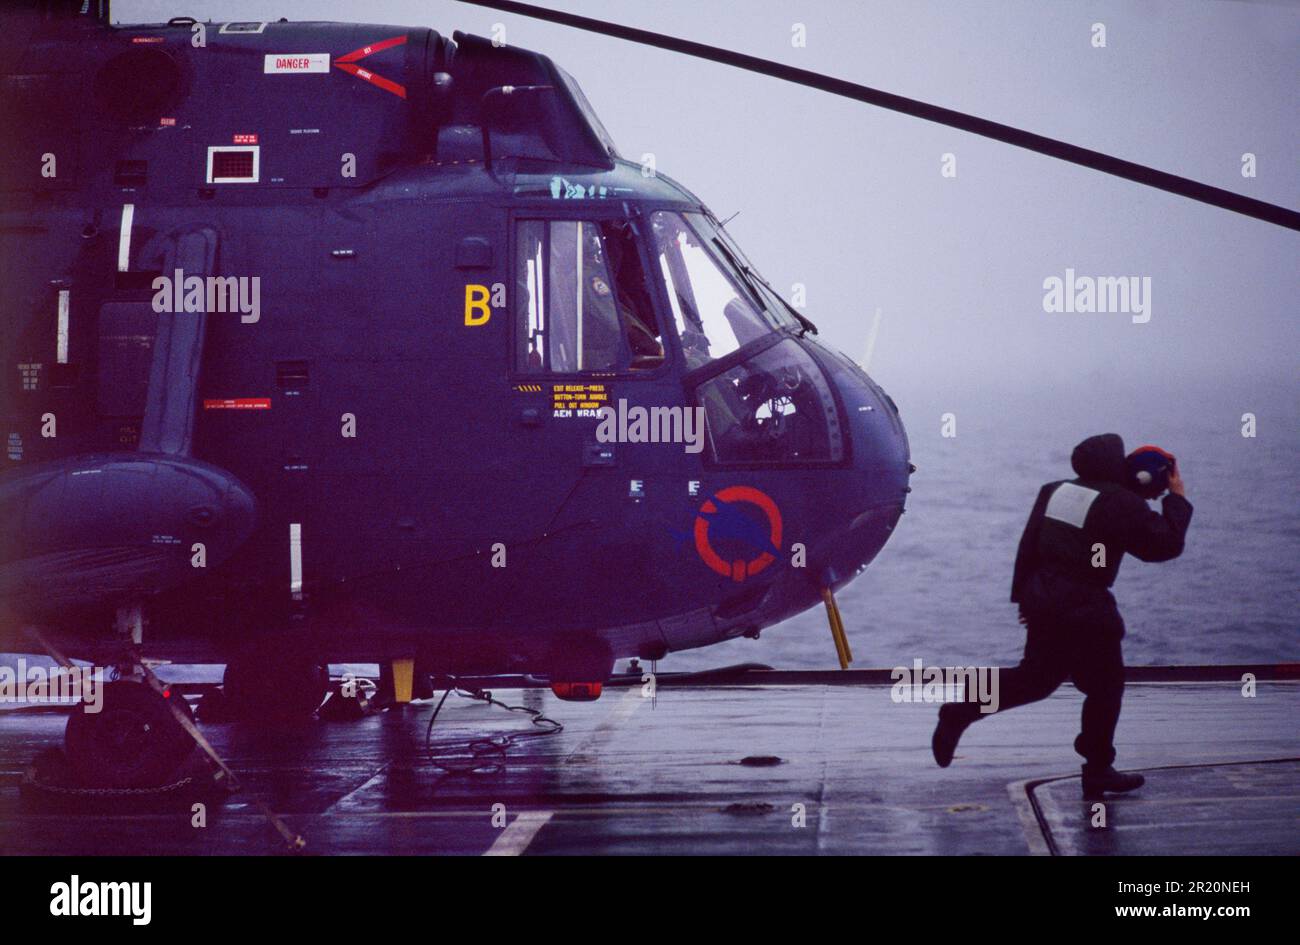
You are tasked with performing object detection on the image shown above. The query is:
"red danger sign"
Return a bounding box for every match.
[264,54,330,74]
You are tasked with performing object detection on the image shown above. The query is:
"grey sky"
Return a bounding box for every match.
[116,0,1298,396]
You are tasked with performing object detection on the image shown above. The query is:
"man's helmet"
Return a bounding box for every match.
[1126,445,1176,498]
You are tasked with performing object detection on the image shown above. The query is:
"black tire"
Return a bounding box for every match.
[223,637,328,721]
[64,680,196,789]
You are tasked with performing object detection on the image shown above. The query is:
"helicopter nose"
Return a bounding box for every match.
[811,347,911,587]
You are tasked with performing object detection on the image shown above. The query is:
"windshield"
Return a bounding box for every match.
[650,211,786,372]
[711,222,802,332]
[694,338,844,464]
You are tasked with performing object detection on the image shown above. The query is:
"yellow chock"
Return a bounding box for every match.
[391,658,416,704]
[820,587,853,669]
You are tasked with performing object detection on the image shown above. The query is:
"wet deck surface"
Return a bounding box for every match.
[1034,760,1299,856]
[1,680,1296,855]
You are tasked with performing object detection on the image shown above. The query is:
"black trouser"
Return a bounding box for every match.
[956,604,1126,768]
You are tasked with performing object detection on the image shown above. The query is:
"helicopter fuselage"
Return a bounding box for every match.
[0,13,911,679]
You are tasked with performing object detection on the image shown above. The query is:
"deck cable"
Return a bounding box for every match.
[424,676,563,775]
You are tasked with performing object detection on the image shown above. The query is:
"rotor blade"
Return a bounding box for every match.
[457,0,1300,232]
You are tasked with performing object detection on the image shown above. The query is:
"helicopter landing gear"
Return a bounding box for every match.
[63,679,197,789]
[22,608,199,790]
[23,625,304,848]
[222,636,329,721]
[819,585,853,670]
[374,658,436,708]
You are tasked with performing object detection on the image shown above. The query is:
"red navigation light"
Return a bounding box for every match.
[550,682,602,702]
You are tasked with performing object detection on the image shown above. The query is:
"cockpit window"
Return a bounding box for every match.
[516,218,665,373]
[694,338,844,464]
[650,211,781,372]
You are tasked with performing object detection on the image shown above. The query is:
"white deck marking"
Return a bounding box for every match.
[326,764,391,812]
[117,203,135,272]
[1006,779,1053,856]
[480,687,643,855]
[483,811,553,856]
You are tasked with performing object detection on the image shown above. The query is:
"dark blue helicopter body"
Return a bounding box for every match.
[1,5,910,686]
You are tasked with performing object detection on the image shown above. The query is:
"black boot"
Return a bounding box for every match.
[1081,765,1145,799]
[931,703,973,768]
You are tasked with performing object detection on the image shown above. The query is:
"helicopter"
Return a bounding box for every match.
[0,0,1293,790]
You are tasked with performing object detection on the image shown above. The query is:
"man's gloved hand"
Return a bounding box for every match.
[1167,460,1185,498]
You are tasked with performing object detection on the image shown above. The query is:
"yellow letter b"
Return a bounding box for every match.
[464,284,491,326]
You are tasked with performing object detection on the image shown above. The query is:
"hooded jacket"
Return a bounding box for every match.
[1010,433,1193,608]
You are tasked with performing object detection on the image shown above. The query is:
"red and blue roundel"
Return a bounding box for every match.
[693,486,783,583]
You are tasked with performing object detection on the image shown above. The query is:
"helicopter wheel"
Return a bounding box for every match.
[223,636,329,722]
[64,680,196,789]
